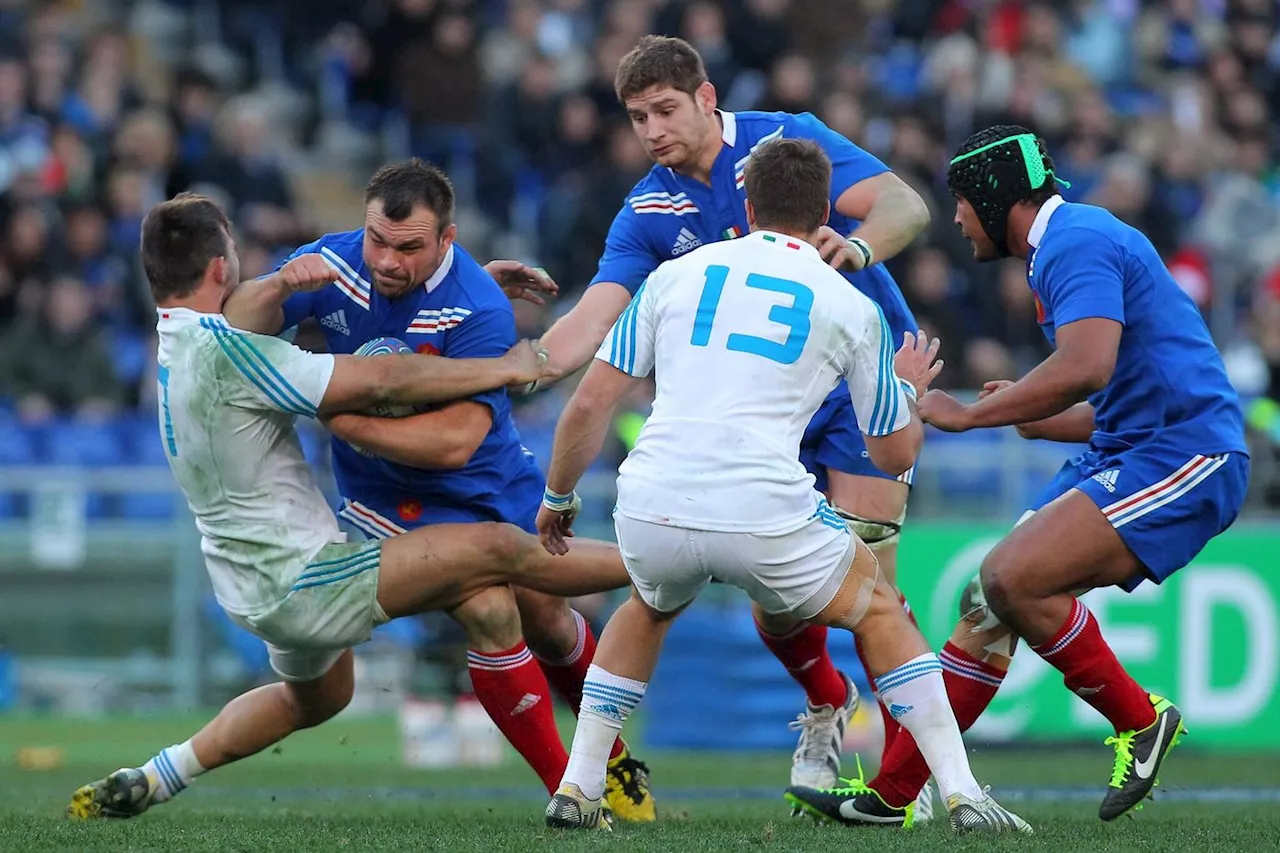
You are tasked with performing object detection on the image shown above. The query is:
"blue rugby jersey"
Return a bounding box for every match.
[1025,196,1246,456]
[278,230,543,535]
[590,109,917,338]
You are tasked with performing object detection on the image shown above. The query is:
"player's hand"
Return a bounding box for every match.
[486,260,559,306]
[277,254,339,293]
[814,226,868,272]
[502,339,560,386]
[894,330,943,398]
[978,379,1014,400]
[536,504,577,556]
[917,389,973,432]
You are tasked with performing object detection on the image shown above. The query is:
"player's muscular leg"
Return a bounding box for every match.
[814,539,929,674]
[512,587,579,662]
[980,489,1142,646]
[448,585,524,653]
[593,589,682,682]
[190,651,355,770]
[377,523,628,618]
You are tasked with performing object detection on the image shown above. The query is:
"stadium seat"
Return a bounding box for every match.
[0,421,36,519]
[39,421,128,519]
[117,416,179,519]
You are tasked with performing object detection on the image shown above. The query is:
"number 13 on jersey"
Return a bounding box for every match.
[690,265,813,365]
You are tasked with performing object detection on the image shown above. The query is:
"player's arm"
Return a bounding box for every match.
[791,112,929,269]
[324,402,491,469]
[538,280,655,554]
[222,253,339,334]
[847,310,928,477]
[919,241,1125,432]
[530,204,659,386]
[536,282,635,378]
[1017,401,1096,443]
[217,329,555,419]
[324,303,517,467]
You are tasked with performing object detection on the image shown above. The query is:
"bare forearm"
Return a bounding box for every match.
[1018,402,1096,443]
[547,397,614,494]
[326,412,475,469]
[849,187,929,264]
[381,356,518,407]
[539,315,603,379]
[221,274,290,334]
[966,355,1096,429]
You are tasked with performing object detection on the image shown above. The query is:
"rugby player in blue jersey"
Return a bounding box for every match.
[787,126,1249,826]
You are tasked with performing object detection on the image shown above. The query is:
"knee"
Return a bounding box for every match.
[979,544,1027,623]
[515,588,576,656]
[454,585,522,650]
[482,522,534,571]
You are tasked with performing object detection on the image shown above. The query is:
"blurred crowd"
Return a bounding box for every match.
[1,0,1279,496]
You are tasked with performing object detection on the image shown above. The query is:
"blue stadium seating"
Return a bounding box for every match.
[119,416,179,520]
[0,420,35,518]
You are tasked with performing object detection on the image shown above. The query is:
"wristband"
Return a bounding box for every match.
[543,488,578,511]
[516,379,541,396]
[899,378,918,401]
[848,236,874,268]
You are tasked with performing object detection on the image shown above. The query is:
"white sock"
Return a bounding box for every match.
[561,664,647,801]
[143,740,207,803]
[874,653,983,802]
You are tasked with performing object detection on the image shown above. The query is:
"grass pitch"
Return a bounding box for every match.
[2,714,1277,851]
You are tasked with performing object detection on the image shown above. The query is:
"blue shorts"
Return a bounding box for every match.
[1027,445,1248,591]
[336,472,544,540]
[800,381,916,491]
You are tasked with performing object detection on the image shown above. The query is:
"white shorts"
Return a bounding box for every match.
[228,540,390,682]
[613,507,854,618]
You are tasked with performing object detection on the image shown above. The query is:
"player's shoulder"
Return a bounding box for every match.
[618,168,699,219]
[732,109,828,142]
[294,228,364,264]
[1041,202,1136,255]
[438,244,510,315]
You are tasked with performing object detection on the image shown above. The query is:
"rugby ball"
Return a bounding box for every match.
[354,336,419,418]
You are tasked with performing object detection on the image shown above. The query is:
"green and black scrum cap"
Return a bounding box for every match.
[946,126,1069,258]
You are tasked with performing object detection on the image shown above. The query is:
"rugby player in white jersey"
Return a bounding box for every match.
[535,140,1030,835]
[66,193,630,820]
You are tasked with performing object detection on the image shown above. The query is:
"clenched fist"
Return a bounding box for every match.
[277,254,339,293]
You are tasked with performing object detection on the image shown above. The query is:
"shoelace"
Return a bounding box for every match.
[822,756,872,797]
[788,709,838,764]
[608,757,650,804]
[1103,732,1136,788]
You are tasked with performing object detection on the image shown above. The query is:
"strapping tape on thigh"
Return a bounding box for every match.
[831,504,907,551]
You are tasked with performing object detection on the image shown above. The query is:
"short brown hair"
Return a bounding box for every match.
[365,158,455,227]
[140,193,231,302]
[743,139,832,234]
[615,35,708,103]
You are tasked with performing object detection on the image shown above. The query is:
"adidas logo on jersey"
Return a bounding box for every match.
[320,309,350,336]
[1092,468,1119,493]
[511,693,542,716]
[671,227,702,257]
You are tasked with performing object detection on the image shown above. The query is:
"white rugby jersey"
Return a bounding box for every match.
[596,230,913,533]
[156,307,340,616]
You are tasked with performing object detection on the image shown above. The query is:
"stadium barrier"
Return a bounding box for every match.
[645,525,1280,752]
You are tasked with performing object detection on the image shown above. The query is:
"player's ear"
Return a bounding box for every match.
[208,256,228,288]
[821,201,831,227]
[696,81,716,115]
[440,222,457,250]
[744,198,757,231]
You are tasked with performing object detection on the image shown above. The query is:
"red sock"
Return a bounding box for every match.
[468,642,567,794]
[756,620,848,709]
[535,610,625,760]
[1031,599,1155,734]
[871,642,1006,808]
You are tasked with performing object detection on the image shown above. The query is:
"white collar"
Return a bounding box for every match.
[748,229,820,260]
[422,244,455,294]
[1027,194,1066,249]
[719,110,737,147]
[156,306,222,330]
